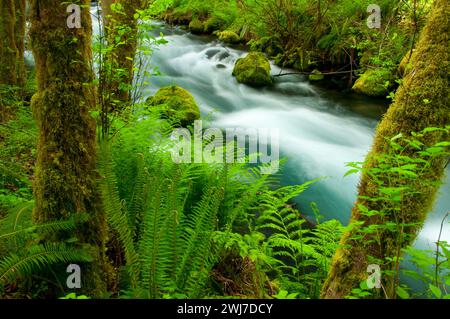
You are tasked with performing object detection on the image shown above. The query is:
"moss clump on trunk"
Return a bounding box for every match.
[322,0,449,299]
[30,0,109,297]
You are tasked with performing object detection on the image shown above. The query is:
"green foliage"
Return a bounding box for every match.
[153,0,430,96]
[99,112,227,298]
[344,126,450,298]
[255,186,343,298]
[401,213,450,299]
[59,292,91,299]
[0,202,94,296]
[352,68,393,97]
[0,105,36,215]
[213,181,343,299]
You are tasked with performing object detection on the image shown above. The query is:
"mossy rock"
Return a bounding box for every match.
[309,69,324,81]
[248,36,282,57]
[204,16,227,33]
[274,48,315,71]
[146,86,200,126]
[163,9,192,25]
[352,68,393,97]
[398,50,414,77]
[189,19,205,34]
[217,31,240,44]
[232,52,272,87]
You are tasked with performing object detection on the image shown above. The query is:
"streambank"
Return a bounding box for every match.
[141,21,449,251]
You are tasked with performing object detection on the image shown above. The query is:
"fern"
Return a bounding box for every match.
[0,243,92,285]
[0,202,97,292]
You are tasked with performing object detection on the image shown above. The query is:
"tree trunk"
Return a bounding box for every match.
[14,0,26,86]
[101,0,143,111]
[322,0,449,299]
[29,0,108,297]
[0,0,18,85]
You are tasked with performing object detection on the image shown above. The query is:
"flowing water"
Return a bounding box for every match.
[143,22,449,250]
[27,6,448,262]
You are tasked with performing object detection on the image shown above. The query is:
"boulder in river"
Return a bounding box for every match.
[146,86,200,126]
[217,31,240,44]
[352,68,393,97]
[232,52,272,86]
[309,69,324,81]
[189,19,205,34]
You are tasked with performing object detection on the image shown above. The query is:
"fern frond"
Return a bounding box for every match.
[0,243,92,285]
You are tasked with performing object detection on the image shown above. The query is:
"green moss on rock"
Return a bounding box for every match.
[352,68,393,97]
[204,15,226,33]
[189,19,205,34]
[232,52,272,87]
[217,30,240,44]
[146,86,200,126]
[309,69,324,81]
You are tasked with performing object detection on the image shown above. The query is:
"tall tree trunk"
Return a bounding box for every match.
[0,0,18,85]
[322,0,449,299]
[101,0,143,112]
[14,0,26,86]
[29,0,108,297]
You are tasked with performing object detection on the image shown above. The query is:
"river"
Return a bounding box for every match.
[141,22,449,253]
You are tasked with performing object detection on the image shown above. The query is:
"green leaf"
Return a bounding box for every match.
[397,286,409,299]
[344,169,359,177]
[429,284,442,299]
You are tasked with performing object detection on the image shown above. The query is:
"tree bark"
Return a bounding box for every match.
[322,0,449,299]
[14,0,26,86]
[101,0,143,111]
[30,0,109,297]
[0,0,18,85]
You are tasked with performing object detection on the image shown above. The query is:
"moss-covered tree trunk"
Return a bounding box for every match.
[0,0,17,85]
[30,0,109,297]
[14,0,26,86]
[102,0,144,111]
[0,0,26,85]
[322,0,449,299]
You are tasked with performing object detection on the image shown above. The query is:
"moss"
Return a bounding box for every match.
[217,30,240,44]
[323,0,450,299]
[189,19,205,34]
[204,15,226,33]
[274,48,316,71]
[248,36,283,58]
[146,86,200,126]
[163,8,192,25]
[352,68,394,97]
[0,0,18,85]
[29,0,109,297]
[309,69,324,81]
[398,50,414,77]
[232,52,272,87]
